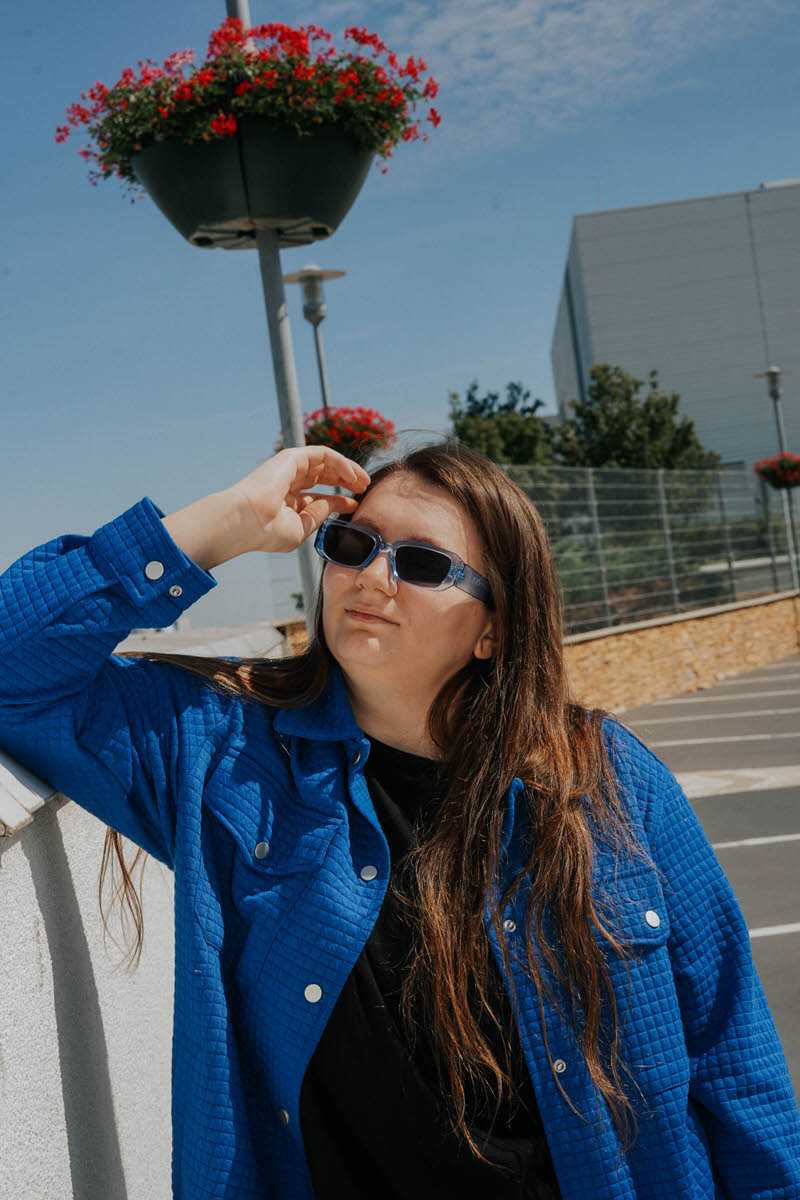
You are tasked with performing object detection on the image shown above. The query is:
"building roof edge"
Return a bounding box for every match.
[573,179,800,221]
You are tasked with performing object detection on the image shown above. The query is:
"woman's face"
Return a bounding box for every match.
[321,471,497,690]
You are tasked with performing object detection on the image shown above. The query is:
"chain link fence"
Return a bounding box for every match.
[503,464,800,637]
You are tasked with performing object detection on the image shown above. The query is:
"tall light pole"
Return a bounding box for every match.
[224,0,320,639]
[754,366,799,591]
[284,265,347,498]
[283,265,346,415]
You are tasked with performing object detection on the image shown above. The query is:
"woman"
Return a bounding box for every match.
[0,440,798,1200]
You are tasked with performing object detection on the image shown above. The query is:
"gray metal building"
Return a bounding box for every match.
[550,179,800,472]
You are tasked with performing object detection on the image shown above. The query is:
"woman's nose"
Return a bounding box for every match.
[357,548,396,591]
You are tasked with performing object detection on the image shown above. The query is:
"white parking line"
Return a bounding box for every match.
[713,673,800,685]
[712,833,800,850]
[749,923,800,939]
[649,689,800,706]
[674,765,800,798]
[633,707,800,725]
[650,733,800,747]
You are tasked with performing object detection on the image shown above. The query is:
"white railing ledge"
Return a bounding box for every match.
[0,749,58,837]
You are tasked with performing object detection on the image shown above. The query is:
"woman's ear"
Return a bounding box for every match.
[473,617,497,661]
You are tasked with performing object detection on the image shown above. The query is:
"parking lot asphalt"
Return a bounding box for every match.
[619,651,800,1100]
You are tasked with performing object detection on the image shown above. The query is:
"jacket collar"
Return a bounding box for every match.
[272,657,524,863]
[272,657,364,743]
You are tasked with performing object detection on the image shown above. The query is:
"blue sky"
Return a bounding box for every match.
[3,0,800,627]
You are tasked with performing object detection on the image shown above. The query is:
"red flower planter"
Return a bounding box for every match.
[274,405,396,465]
[754,452,800,490]
[131,117,374,249]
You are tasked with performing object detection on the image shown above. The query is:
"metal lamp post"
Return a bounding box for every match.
[284,264,346,499]
[754,366,799,591]
[224,0,321,638]
[283,265,346,415]
[120,0,374,644]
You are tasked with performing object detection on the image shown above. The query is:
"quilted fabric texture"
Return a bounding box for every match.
[1,494,799,1200]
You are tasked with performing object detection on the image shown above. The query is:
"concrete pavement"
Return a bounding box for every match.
[620,652,800,1099]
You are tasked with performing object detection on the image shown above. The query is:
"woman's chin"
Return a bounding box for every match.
[332,630,399,660]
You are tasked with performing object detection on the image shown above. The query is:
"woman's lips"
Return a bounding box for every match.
[345,609,395,624]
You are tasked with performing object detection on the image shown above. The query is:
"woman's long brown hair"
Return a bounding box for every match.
[106,438,653,1166]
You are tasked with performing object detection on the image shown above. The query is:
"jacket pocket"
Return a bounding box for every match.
[592,867,690,1100]
[192,745,341,976]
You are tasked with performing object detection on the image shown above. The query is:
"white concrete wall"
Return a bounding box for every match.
[1,784,174,1200]
[0,627,287,1200]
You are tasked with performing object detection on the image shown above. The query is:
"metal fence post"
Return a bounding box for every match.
[656,469,681,613]
[759,479,780,592]
[715,472,737,603]
[784,487,800,591]
[586,468,613,626]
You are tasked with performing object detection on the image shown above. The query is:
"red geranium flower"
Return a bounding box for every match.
[273,404,396,465]
[56,18,442,199]
[753,452,800,489]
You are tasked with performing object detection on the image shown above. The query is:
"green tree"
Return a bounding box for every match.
[550,364,723,470]
[448,380,556,464]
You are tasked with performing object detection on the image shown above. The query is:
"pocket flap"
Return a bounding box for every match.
[201,747,341,878]
[593,868,670,950]
[256,815,339,876]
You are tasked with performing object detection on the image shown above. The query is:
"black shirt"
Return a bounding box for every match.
[299,735,562,1199]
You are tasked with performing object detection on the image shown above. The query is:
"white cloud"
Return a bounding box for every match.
[305,0,795,187]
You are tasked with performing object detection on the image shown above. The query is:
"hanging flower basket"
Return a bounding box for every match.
[130,116,374,249]
[274,405,396,466]
[753,452,800,490]
[55,19,441,250]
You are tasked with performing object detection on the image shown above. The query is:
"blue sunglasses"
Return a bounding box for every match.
[314,517,494,608]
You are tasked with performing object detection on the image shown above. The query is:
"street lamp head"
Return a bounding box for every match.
[758,366,782,403]
[754,365,791,401]
[283,264,346,327]
[767,367,782,400]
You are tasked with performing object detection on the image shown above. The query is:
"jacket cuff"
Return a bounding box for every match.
[87,495,218,611]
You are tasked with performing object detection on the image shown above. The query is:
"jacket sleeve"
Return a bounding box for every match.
[0,495,219,868]
[648,775,800,1195]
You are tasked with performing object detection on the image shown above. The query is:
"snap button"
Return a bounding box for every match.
[144,560,165,580]
[553,1059,567,1074]
[503,919,516,933]
[277,1107,289,1125]
[645,910,661,928]
[352,749,362,766]
[169,585,183,597]
[304,983,323,1003]
[360,865,378,881]
[254,841,270,859]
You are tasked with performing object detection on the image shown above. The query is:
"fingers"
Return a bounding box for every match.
[298,446,371,491]
[324,494,361,515]
[295,492,359,527]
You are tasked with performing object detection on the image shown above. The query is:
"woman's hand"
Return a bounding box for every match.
[228,446,371,555]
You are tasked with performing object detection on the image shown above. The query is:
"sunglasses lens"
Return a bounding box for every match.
[321,522,453,588]
[395,545,451,587]
[322,523,374,567]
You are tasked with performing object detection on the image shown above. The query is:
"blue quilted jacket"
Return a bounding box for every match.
[1,494,799,1199]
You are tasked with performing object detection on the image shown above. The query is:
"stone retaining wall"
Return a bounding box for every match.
[563,591,800,713]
